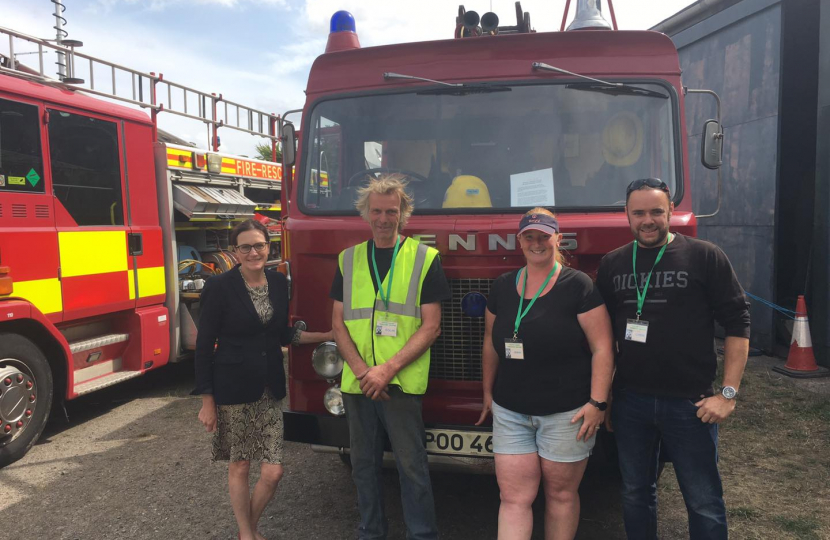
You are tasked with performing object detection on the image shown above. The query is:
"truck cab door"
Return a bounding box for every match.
[47,107,135,321]
[121,121,165,309]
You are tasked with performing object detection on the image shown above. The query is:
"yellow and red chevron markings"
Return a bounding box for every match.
[166,144,283,182]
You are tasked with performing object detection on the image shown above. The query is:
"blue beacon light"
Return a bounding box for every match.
[330,11,356,33]
[325,10,360,52]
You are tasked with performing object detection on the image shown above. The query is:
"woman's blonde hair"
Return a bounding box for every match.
[354,174,414,232]
[522,207,566,266]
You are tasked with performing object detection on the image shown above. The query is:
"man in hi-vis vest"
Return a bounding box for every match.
[331,175,450,540]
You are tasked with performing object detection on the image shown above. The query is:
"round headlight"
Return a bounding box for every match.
[324,385,345,416]
[312,341,344,379]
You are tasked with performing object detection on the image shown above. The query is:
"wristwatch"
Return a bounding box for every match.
[588,398,608,411]
[721,386,738,400]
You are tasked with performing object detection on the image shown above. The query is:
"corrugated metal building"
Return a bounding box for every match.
[653,0,829,366]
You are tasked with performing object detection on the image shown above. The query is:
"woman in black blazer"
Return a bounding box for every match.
[194,219,331,540]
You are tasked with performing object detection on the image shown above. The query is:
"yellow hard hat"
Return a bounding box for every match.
[602,111,643,167]
[442,175,492,208]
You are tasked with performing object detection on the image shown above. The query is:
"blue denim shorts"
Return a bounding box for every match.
[492,400,595,462]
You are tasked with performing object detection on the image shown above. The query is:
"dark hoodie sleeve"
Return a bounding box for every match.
[705,243,751,338]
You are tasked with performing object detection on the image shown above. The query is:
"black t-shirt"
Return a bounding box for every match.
[488,266,604,416]
[329,238,451,305]
[596,233,750,399]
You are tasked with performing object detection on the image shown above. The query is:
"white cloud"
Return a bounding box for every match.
[84,0,288,14]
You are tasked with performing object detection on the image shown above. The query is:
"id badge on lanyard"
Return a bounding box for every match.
[504,339,525,359]
[372,236,400,338]
[375,317,398,337]
[629,234,672,344]
[625,319,649,343]
[508,263,559,361]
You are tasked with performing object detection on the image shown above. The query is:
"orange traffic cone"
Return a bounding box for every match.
[773,296,829,378]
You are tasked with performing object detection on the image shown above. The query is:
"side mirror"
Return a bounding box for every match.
[282,123,296,167]
[701,119,723,170]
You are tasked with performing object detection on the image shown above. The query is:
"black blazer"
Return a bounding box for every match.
[193,266,294,405]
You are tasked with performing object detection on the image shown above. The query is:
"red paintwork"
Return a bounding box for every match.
[308,31,681,94]
[0,228,58,282]
[0,74,152,127]
[124,122,160,226]
[61,271,133,317]
[325,31,361,53]
[134,227,165,268]
[122,306,171,371]
[286,28,697,427]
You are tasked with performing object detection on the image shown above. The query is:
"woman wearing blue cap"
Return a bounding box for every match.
[476,207,614,540]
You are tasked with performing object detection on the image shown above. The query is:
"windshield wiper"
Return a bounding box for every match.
[531,62,668,99]
[383,71,511,96]
[384,72,462,87]
[566,82,669,99]
[416,83,512,96]
[532,62,618,85]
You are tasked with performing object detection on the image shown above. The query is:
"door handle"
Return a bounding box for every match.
[128,233,143,256]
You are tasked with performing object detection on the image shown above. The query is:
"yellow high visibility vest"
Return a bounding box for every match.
[339,237,438,395]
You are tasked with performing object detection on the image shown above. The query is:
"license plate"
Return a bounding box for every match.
[425,429,493,457]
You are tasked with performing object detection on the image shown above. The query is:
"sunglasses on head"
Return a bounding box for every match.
[626,178,670,197]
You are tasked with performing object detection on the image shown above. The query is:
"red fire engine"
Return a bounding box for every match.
[0,26,288,467]
[280,2,724,470]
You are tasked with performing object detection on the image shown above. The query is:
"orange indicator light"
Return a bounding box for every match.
[0,266,12,295]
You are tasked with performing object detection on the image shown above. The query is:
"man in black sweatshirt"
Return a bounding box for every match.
[596,178,750,540]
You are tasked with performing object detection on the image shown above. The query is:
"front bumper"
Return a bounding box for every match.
[283,410,496,473]
[283,411,351,448]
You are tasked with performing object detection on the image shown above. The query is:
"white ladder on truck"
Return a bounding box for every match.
[0,25,281,144]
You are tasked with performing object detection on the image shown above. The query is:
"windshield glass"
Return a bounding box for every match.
[301,82,677,213]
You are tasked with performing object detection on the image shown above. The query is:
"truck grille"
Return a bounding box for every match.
[429,278,493,381]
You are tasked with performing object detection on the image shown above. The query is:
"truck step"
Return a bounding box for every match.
[69,333,130,354]
[74,368,143,396]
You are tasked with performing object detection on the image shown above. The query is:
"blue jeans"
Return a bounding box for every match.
[343,387,438,540]
[612,388,727,540]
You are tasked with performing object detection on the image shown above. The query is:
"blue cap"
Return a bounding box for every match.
[330,11,356,33]
[518,212,559,235]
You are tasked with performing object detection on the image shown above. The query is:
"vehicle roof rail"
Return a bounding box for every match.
[0,25,279,146]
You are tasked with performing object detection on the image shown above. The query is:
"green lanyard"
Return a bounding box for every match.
[371,235,400,311]
[513,262,559,339]
[632,233,673,320]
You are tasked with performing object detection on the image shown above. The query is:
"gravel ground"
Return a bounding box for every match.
[1,352,827,539]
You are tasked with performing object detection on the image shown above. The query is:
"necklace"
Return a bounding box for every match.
[241,271,266,289]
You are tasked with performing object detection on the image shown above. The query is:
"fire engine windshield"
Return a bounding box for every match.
[301,82,678,214]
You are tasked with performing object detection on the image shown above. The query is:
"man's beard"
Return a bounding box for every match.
[633,225,670,247]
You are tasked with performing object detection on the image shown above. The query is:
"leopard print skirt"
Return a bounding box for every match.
[212,388,284,464]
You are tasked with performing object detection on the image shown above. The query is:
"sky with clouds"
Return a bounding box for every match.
[2,0,695,154]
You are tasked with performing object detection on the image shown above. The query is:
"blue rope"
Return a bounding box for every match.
[745,292,802,319]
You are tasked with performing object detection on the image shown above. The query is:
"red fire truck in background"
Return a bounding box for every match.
[0,26,287,467]
[280,1,724,470]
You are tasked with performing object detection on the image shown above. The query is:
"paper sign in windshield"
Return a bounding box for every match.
[510,168,555,207]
